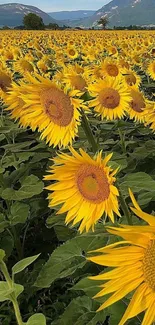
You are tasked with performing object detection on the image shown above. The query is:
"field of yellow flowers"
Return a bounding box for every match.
[1,29,155,325]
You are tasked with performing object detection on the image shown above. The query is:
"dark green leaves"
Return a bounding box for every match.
[35,230,108,288]
[1,175,44,201]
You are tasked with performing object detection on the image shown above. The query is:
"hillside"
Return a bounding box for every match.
[0,3,59,27]
[69,0,155,28]
[48,10,96,21]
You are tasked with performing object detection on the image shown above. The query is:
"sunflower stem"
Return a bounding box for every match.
[118,186,133,225]
[81,109,98,153]
[118,128,126,154]
[0,260,23,325]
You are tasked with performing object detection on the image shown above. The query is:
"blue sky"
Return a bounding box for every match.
[0,0,110,11]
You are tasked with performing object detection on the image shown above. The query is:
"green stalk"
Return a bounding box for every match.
[12,227,23,260]
[118,128,126,154]
[81,109,98,153]
[0,260,23,325]
[118,187,133,225]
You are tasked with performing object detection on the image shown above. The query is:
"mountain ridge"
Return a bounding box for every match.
[69,0,155,28]
[48,10,96,21]
[0,3,59,27]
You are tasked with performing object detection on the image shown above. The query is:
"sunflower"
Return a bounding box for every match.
[0,69,12,100]
[122,68,141,88]
[4,81,26,121]
[128,88,153,123]
[6,74,86,148]
[37,59,49,74]
[147,61,155,80]
[66,46,78,60]
[60,64,89,93]
[88,189,155,325]
[44,147,120,233]
[88,77,131,120]
[14,58,34,75]
[100,58,120,78]
[145,105,155,131]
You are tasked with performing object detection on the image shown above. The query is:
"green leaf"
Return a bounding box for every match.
[71,277,103,298]
[0,214,9,233]
[51,296,106,325]
[9,202,29,225]
[46,213,66,227]
[138,191,155,206]
[2,175,44,201]
[120,172,155,196]
[12,254,40,275]
[35,229,108,288]
[0,235,14,258]
[0,282,13,302]
[0,282,24,302]
[1,141,35,152]
[13,283,24,299]
[0,250,5,262]
[26,314,46,325]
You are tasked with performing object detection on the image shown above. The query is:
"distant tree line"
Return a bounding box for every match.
[0,13,70,30]
[113,25,155,30]
[1,13,155,31]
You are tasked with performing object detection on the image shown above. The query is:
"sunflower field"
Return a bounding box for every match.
[1,29,155,325]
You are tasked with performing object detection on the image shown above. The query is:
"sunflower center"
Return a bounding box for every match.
[0,72,11,92]
[130,91,145,113]
[41,87,74,126]
[106,64,119,77]
[77,164,110,203]
[125,74,136,86]
[68,49,75,56]
[99,88,120,109]
[70,75,87,91]
[143,240,155,291]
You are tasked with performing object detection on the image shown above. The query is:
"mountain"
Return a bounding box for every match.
[69,0,155,28]
[48,10,96,21]
[0,3,59,27]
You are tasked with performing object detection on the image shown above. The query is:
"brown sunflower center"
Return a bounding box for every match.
[130,90,145,113]
[125,74,136,86]
[41,87,74,126]
[99,88,120,109]
[68,49,76,56]
[76,164,110,203]
[143,240,155,291]
[70,75,87,91]
[0,72,11,92]
[106,64,119,77]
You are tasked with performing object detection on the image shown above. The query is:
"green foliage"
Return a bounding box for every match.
[0,282,24,302]
[12,254,40,275]
[35,228,109,288]
[23,13,45,30]
[26,313,46,325]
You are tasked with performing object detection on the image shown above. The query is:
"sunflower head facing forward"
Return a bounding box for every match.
[88,76,131,120]
[5,74,86,148]
[44,147,120,233]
